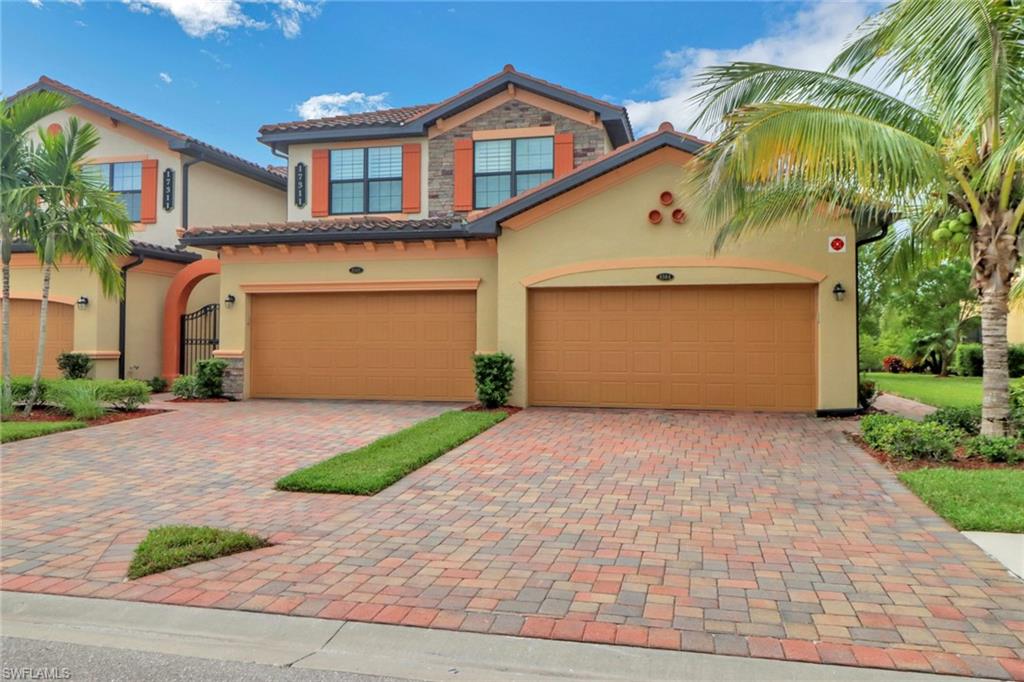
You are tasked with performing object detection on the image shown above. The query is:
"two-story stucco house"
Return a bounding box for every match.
[6,77,286,381]
[174,65,862,414]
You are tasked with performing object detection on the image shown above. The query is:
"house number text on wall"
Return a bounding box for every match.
[294,162,307,208]
[162,168,174,211]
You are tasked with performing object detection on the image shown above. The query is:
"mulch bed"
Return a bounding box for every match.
[849,433,1024,472]
[6,407,168,426]
[168,397,231,403]
[462,404,523,416]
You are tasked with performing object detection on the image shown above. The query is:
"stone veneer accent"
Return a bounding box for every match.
[428,100,609,217]
[221,357,245,400]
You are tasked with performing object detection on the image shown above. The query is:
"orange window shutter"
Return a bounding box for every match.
[140,159,158,224]
[453,139,473,212]
[401,143,421,213]
[311,149,330,217]
[553,132,574,177]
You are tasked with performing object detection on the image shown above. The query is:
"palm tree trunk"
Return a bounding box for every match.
[23,255,53,415]
[973,209,1019,436]
[1,222,12,415]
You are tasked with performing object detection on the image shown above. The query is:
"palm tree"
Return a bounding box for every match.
[690,0,1023,435]
[18,117,133,412]
[0,91,69,414]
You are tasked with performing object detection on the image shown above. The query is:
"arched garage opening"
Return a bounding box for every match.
[161,258,220,380]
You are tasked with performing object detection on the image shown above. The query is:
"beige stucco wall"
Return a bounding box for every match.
[1009,306,1024,344]
[217,247,497,397]
[495,154,858,411]
[9,258,121,379]
[124,269,175,380]
[37,106,184,247]
[286,138,429,222]
[188,162,285,227]
[188,275,221,313]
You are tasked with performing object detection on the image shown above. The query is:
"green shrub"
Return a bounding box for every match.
[47,381,105,420]
[859,334,884,372]
[858,378,878,409]
[882,355,906,373]
[172,375,200,399]
[2,377,47,405]
[146,376,169,393]
[473,352,515,408]
[94,380,151,411]
[964,435,1023,464]
[861,414,959,460]
[194,359,228,398]
[954,343,1024,377]
[56,352,93,379]
[925,406,981,436]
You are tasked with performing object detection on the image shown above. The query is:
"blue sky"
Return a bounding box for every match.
[2,1,877,166]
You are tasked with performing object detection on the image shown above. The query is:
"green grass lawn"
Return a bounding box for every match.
[0,420,86,443]
[127,525,269,579]
[276,410,508,495]
[863,372,1011,408]
[899,468,1024,532]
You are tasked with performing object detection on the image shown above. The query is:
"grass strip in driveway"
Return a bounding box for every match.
[128,525,269,579]
[276,410,508,495]
[1,420,86,443]
[899,468,1024,532]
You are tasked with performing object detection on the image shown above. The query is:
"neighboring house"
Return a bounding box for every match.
[180,66,861,413]
[5,77,286,381]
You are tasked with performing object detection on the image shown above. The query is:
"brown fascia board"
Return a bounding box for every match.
[258,71,634,149]
[180,223,498,248]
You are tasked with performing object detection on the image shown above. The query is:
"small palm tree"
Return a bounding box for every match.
[0,91,69,413]
[691,0,1023,435]
[18,117,133,412]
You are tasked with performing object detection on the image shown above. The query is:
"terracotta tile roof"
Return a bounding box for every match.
[265,165,288,178]
[259,104,435,134]
[181,217,489,246]
[13,77,283,187]
[12,239,200,263]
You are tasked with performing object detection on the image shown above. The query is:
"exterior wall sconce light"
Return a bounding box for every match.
[76,296,89,310]
[832,283,846,301]
[224,294,236,308]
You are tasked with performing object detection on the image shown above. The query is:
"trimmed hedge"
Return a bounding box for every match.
[0,377,150,412]
[964,435,1023,464]
[473,352,515,408]
[924,406,981,436]
[860,413,960,461]
[953,343,1024,377]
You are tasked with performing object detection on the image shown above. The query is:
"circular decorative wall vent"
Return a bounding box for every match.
[659,191,674,206]
[671,209,687,224]
[648,210,663,225]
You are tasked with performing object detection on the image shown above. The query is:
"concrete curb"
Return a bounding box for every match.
[1,592,965,681]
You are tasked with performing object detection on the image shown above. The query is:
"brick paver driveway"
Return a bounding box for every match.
[3,403,1023,679]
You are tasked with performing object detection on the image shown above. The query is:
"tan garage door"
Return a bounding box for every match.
[529,284,817,411]
[250,290,476,401]
[0,299,74,378]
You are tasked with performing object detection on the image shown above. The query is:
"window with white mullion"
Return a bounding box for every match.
[84,161,142,221]
[473,136,553,209]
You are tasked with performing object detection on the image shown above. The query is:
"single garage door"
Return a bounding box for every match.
[250,290,476,401]
[529,284,817,411]
[0,299,74,378]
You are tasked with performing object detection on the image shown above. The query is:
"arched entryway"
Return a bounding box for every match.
[162,259,220,380]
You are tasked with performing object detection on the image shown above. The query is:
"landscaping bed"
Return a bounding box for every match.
[276,409,508,495]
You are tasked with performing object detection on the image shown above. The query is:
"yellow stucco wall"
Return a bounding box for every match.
[494,153,858,410]
[1009,306,1024,344]
[188,163,285,227]
[217,246,497,397]
[286,138,430,222]
[124,268,174,380]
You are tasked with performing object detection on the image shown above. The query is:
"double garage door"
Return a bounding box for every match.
[0,300,74,378]
[248,284,817,411]
[250,291,477,401]
[529,284,817,411]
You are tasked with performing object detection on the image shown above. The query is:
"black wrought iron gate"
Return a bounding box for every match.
[180,303,219,375]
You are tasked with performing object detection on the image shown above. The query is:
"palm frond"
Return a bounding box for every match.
[690,62,938,143]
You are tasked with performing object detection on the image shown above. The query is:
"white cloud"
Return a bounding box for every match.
[295,91,390,120]
[159,72,173,84]
[123,0,319,39]
[624,2,879,137]
[27,0,44,7]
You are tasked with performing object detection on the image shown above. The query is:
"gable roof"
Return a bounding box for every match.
[12,77,286,190]
[258,66,634,149]
[466,123,706,232]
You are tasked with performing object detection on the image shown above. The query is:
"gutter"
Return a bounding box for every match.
[118,255,145,380]
[181,224,495,249]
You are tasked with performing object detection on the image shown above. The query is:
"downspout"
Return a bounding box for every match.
[853,225,891,408]
[118,255,145,379]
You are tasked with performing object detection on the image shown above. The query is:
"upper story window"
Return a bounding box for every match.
[84,161,142,221]
[474,137,553,209]
[330,146,402,214]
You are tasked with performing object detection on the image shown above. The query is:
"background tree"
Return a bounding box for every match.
[18,118,132,412]
[0,91,68,414]
[691,0,1023,434]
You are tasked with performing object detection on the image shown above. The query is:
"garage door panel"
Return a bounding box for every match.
[528,285,816,412]
[250,291,475,401]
